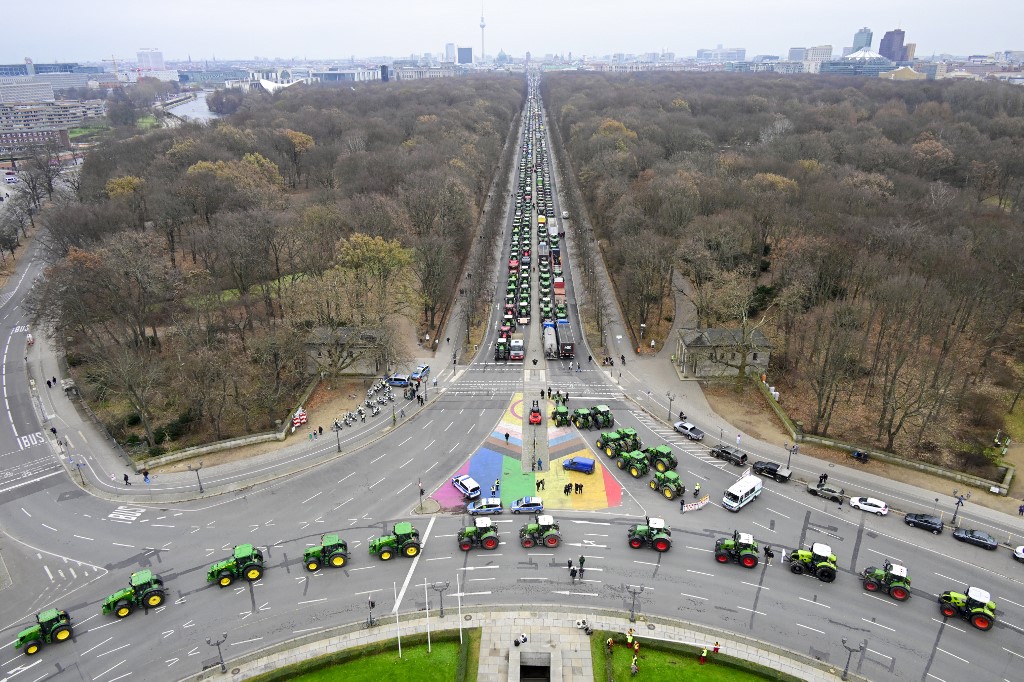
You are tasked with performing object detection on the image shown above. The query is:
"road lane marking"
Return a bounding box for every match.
[741,582,767,589]
[799,597,830,609]
[81,637,113,656]
[861,618,895,632]
[998,596,1024,609]
[230,637,264,646]
[862,593,898,606]
[370,453,387,464]
[935,647,968,664]
[399,458,414,469]
[866,648,892,661]
[737,607,765,616]
[934,572,964,583]
[765,508,789,519]
[301,492,322,504]
[925,674,947,682]
[91,659,126,680]
[931,617,965,632]
[685,546,713,553]
[796,623,825,635]
[1003,648,1024,660]
[686,569,714,577]
[41,524,56,532]
[392,516,436,613]
[752,522,773,532]
[293,627,324,634]
[297,598,327,605]
[96,643,131,657]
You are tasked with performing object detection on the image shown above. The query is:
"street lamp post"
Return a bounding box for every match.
[432,581,450,618]
[951,489,971,526]
[784,442,799,469]
[626,584,645,623]
[206,633,228,673]
[333,422,342,453]
[666,392,675,422]
[68,456,86,486]
[840,637,864,681]
[187,462,204,494]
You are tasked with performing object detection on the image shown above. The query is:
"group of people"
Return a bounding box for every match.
[563,482,584,496]
[610,629,721,674]
[567,555,586,582]
[545,387,569,404]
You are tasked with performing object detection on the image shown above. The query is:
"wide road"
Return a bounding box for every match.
[0,79,1021,682]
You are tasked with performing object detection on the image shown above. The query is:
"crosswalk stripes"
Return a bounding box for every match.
[629,410,726,469]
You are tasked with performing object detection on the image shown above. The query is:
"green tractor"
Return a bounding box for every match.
[861,561,910,601]
[14,609,73,656]
[101,569,166,617]
[458,517,501,551]
[714,531,760,569]
[596,431,624,457]
[616,450,650,478]
[939,586,996,631]
[627,517,672,552]
[369,522,421,561]
[571,408,593,429]
[617,428,641,451]
[519,514,562,548]
[555,303,568,320]
[590,405,614,429]
[494,341,510,361]
[552,405,571,427]
[649,471,685,500]
[785,543,838,582]
[207,544,265,587]
[304,533,349,571]
[643,445,677,472]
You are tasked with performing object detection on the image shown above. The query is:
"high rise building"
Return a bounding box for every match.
[457,47,473,65]
[852,27,873,52]
[137,48,165,71]
[788,47,807,62]
[444,43,456,63]
[902,43,916,61]
[878,29,906,62]
[805,45,833,63]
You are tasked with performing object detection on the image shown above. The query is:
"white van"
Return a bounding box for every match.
[723,475,762,512]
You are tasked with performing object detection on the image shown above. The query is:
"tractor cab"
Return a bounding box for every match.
[811,543,834,563]
[475,517,493,531]
[886,563,908,580]
[966,586,994,610]
[130,569,161,590]
[735,531,756,550]
[648,517,667,532]
[234,544,263,564]
[552,405,570,426]
[536,514,555,529]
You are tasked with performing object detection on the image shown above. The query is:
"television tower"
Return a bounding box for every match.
[480,3,486,63]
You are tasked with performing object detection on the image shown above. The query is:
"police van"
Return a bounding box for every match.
[722,475,762,512]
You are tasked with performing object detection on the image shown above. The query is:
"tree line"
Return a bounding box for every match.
[542,72,1024,473]
[27,77,524,452]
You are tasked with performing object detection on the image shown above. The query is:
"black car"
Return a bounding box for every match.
[952,528,998,550]
[904,513,944,535]
[752,461,792,483]
[709,445,748,466]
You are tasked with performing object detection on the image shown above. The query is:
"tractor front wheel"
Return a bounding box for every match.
[889,586,910,601]
[23,641,42,655]
[790,563,805,575]
[52,625,72,641]
[329,552,347,567]
[649,480,658,490]
[520,537,535,548]
[403,542,421,557]
[379,549,393,561]
[243,564,263,581]
[629,537,643,549]
[662,487,675,500]
[616,459,625,470]
[863,579,880,592]
[115,601,132,618]
[715,552,729,563]
[459,540,472,551]
[971,613,993,631]
[306,560,320,572]
[940,604,957,618]
[218,571,234,587]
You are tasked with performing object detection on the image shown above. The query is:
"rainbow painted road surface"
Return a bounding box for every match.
[430,393,622,512]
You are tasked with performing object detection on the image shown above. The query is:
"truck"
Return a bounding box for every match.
[509,333,525,361]
[543,323,558,358]
[555,320,575,359]
[538,241,549,262]
[554,293,567,320]
[553,276,565,298]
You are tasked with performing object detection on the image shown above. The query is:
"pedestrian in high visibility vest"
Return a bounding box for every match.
[700,646,708,665]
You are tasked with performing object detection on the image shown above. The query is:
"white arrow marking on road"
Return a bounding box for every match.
[2,659,43,680]
[259,602,270,611]
[174,597,186,605]
[182,620,194,628]
[165,658,179,667]
[187,647,200,656]
[162,630,174,638]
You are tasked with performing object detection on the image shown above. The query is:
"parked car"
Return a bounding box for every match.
[673,422,704,441]
[1014,546,1024,563]
[510,497,544,514]
[952,528,999,551]
[807,482,845,503]
[451,474,482,499]
[386,374,411,387]
[529,401,542,425]
[467,498,503,516]
[849,497,889,516]
[709,445,748,466]
[904,513,944,535]
[752,461,792,483]
[411,365,431,382]
[562,456,595,474]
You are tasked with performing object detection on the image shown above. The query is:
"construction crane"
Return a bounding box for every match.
[102,56,125,86]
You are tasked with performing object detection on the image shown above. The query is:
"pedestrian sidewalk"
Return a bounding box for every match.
[182,606,852,682]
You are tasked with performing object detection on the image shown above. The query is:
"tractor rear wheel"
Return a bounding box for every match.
[144,590,165,607]
[889,585,910,601]
[218,571,234,587]
[790,563,805,575]
[402,542,421,557]
[243,564,263,581]
[940,604,957,618]
[329,552,347,567]
[520,536,535,548]
[715,551,730,563]
[24,640,41,655]
[629,537,643,549]
[52,625,72,641]
[662,487,675,500]
[654,538,670,552]
[629,465,641,478]
[616,459,625,470]
[379,549,393,561]
[544,533,561,548]
[971,613,993,631]
[482,536,499,550]
[459,540,472,551]
[863,579,880,592]
[649,480,658,490]
[740,553,759,568]
[816,566,837,582]
[306,560,320,571]
[655,461,667,473]
[115,600,132,618]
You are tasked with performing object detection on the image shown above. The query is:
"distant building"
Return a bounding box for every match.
[0,81,55,103]
[879,66,926,80]
[852,27,873,52]
[820,49,896,77]
[674,328,771,379]
[0,99,105,154]
[311,68,380,83]
[696,46,746,62]
[394,65,457,80]
[137,49,165,71]
[788,47,807,62]
[177,69,248,85]
[902,43,916,61]
[916,62,949,80]
[0,60,79,77]
[878,29,906,62]
[457,47,473,65]
[805,45,833,63]
[444,43,456,63]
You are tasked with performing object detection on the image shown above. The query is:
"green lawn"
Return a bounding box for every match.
[290,641,460,682]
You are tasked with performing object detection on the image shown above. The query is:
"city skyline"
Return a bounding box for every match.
[4,0,1022,64]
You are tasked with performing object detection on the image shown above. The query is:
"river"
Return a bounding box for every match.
[170,92,219,122]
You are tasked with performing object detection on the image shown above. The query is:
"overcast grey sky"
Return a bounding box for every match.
[8,0,1021,63]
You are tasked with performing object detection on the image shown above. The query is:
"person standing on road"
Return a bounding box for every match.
[123,473,131,486]
[1019,504,1024,517]
[567,558,573,571]
[505,432,510,444]
[736,433,742,447]
[764,544,774,565]
[578,555,585,575]
[569,567,577,582]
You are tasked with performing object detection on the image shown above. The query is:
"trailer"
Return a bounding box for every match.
[555,320,575,359]
[543,323,558,359]
[538,241,549,261]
